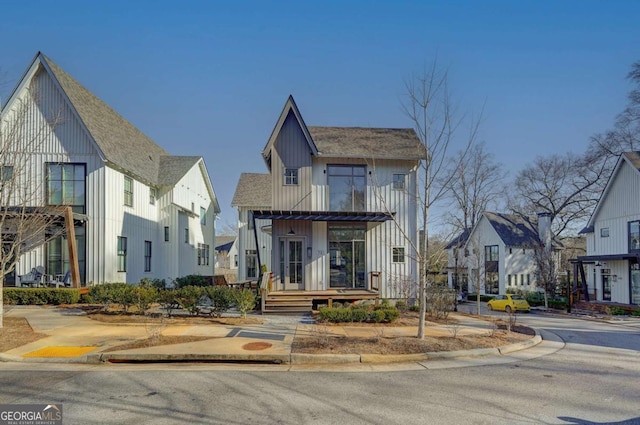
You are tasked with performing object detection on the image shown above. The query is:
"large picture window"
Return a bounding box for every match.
[484,245,499,294]
[47,163,86,213]
[328,165,366,211]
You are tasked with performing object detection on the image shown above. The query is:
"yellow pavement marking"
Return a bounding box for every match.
[22,346,98,358]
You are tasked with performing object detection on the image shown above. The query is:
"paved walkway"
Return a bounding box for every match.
[1,306,544,366]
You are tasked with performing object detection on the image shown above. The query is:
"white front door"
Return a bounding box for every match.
[280,238,304,290]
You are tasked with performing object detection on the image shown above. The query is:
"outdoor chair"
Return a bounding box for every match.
[18,266,45,287]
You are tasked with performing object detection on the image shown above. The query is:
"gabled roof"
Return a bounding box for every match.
[260,95,427,167]
[261,95,317,169]
[215,235,236,251]
[483,212,541,246]
[445,229,471,249]
[231,173,272,207]
[308,126,427,160]
[582,151,640,233]
[39,53,169,185]
[157,156,201,186]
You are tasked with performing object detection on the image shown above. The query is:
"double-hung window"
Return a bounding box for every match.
[124,176,133,207]
[392,247,405,263]
[117,237,127,272]
[144,241,152,272]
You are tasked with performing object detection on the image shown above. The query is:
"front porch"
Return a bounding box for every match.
[262,289,380,314]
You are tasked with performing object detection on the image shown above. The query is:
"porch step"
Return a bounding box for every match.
[263,296,313,314]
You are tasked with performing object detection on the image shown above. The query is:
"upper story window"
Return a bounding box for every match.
[392,247,405,263]
[629,221,640,252]
[328,165,366,211]
[284,168,299,185]
[47,163,86,214]
[149,187,156,205]
[0,165,13,181]
[485,245,499,262]
[392,174,406,190]
[600,227,609,238]
[124,176,133,207]
[200,207,206,225]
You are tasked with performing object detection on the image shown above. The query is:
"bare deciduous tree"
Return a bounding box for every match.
[531,241,558,310]
[401,61,481,338]
[446,142,505,232]
[508,153,605,237]
[1,83,67,327]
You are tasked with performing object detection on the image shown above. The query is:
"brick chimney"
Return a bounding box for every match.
[537,212,552,249]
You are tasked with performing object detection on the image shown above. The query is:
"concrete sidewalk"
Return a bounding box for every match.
[1,306,542,366]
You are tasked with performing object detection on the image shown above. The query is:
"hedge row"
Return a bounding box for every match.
[3,288,80,305]
[318,305,400,323]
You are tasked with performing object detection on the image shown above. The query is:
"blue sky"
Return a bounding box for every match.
[1,0,638,231]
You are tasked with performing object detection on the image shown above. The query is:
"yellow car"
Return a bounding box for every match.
[487,294,531,313]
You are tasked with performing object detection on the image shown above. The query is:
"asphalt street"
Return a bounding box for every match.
[1,310,639,425]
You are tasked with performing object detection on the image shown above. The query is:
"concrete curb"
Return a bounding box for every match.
[2,332,543,366]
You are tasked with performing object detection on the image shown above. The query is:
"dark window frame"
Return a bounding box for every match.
[124,176,133,207]
[284,168,299,185]
[46,162,87,214]
[117,236,127,272]
[144,240,152,272]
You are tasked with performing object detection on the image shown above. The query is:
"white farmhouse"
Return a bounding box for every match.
[448,212,557,295]
[576,152,640,305]
[233,95,426,311]
[1,52,220,286]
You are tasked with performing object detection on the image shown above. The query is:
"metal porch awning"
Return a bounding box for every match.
[251,210,394,222]
[573,254,640,263]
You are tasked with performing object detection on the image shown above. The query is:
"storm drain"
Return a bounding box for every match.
[22,346,98,358]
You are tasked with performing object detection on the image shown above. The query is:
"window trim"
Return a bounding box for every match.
[144,241,152,272]
[392,173,406,190]
[200,207,206,225]
[124,176,133,207]
[164,226,170,242]
[149,187,156,205]
[184,228,189,244]
[117,236,127,272]
[284,168,299,185]
[0,165,13,181]
[392,247,405,263]
[198,243,210,266]
[46,162,87,214]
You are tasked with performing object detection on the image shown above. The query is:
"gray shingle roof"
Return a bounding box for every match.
[484,212,541,247]
[157,156,201,186]
[42,54,169,185]
[231,173,272,207]
[215,235,236,251]
[308,126,427,160]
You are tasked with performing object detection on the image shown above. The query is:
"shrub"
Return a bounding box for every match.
[233,288,256,318]
[3,288,80,305]
[394,300,408,311]
[140,278,167,290]
[176,286,205,315]
[370,309,386,323]
[382,307,400,322]
[133,286,158,314]
[205,286,233,317]
[351,307,369,322]
[409,304,420,312]
[174,274,210,288]
[609,307,628,316]
[157,289,179,317]
[548,299,567,310]
[88,284,113,311]
[109,283,135,312]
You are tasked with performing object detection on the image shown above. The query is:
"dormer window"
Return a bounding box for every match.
[284,168,299,185]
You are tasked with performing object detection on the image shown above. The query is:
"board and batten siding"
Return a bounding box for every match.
[4,66,106,281]
[591,160,640,256]
[271,111,313,211]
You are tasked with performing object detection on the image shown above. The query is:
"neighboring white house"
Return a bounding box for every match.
[448,212,556,295]
[231,173,272,281]
[233,95,426,297]
[1,52,220,286]
[576,151,640,305]
[214,235,237,269]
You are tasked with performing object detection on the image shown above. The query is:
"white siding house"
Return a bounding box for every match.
[449,212,555,295]
[234,95,426,298]
[576,152,640,305]
[1,52,220,286]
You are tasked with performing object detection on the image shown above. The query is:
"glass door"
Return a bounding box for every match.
[280,238,304,290]
[602,269,611,301]
[329,225,366,289]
